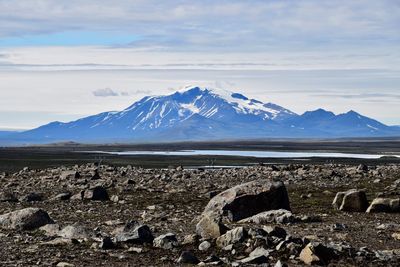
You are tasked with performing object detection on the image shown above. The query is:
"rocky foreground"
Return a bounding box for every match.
[1,163,400,266]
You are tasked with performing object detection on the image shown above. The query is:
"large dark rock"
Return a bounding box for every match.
[0,208,54,230]
[202,179,290,222]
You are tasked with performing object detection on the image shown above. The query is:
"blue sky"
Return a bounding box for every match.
[0,0,399,129]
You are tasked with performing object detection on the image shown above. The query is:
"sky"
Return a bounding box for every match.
[0,0,399,129]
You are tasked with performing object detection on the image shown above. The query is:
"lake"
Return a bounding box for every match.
[87,150,399,159]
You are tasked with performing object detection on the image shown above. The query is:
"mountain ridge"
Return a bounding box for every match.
[3,86,400,144]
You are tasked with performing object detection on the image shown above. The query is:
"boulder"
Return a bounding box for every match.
[114,221,154,244]
[216,226,247,248]
[0,208,53,230]
[201,179,290,222]
[332,189,368,212]
[153,233,179,249]
[366,198,400,213]
[299,242,337,265]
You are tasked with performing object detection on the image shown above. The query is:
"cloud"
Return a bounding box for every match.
[92,88,119,97]
[0,1,398,51]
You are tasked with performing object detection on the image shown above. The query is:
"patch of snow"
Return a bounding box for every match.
[181,103,200,113]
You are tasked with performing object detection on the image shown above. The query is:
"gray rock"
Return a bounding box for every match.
[240,209,294,224]
[202,179,290,222]
[216,227,247,248]
[333,189,369,212]
[58,224,92,240]
[114,221,154,244]
[249,247,270,258]
[240,255,269,264]
[366,198,400,213]
[60,170,80,179]
[198,240,211,251]
[52,192,72,201]
[196,212,228,239]
[299,242,337,265]
[153,233,179,249]
[0,208,54,230]
[39,223,61,236]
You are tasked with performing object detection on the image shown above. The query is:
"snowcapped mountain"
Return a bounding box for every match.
[6,86,400,144]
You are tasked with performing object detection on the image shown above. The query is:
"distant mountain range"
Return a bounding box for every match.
[2,86,400,145]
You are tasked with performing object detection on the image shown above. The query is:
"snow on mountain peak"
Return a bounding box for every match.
[173,85,294,119]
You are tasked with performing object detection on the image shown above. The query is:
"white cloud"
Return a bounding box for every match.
[92,88,119,97]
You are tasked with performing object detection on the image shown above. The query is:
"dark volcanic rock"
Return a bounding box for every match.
[21,192,44,202]
[177,251,199,264]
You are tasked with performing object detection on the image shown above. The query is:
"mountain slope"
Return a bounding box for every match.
[6,86,400,144]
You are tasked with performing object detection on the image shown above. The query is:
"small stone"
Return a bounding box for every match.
[299,242,336,265]
[99,237,114,249]
[153,233,179,249]
[182,234,199,245]
[58,224,92,240]
[114,221,154,244]
[196,212,228,239]
[127,247,144,253]
[52,192,72,201]
[39,223,61,237]
[263,226,287,239]
[216,227,247,248]
[21,192,43,202]
[56,262,75,267]
[240,255,269,264]
[198,240,211,251]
